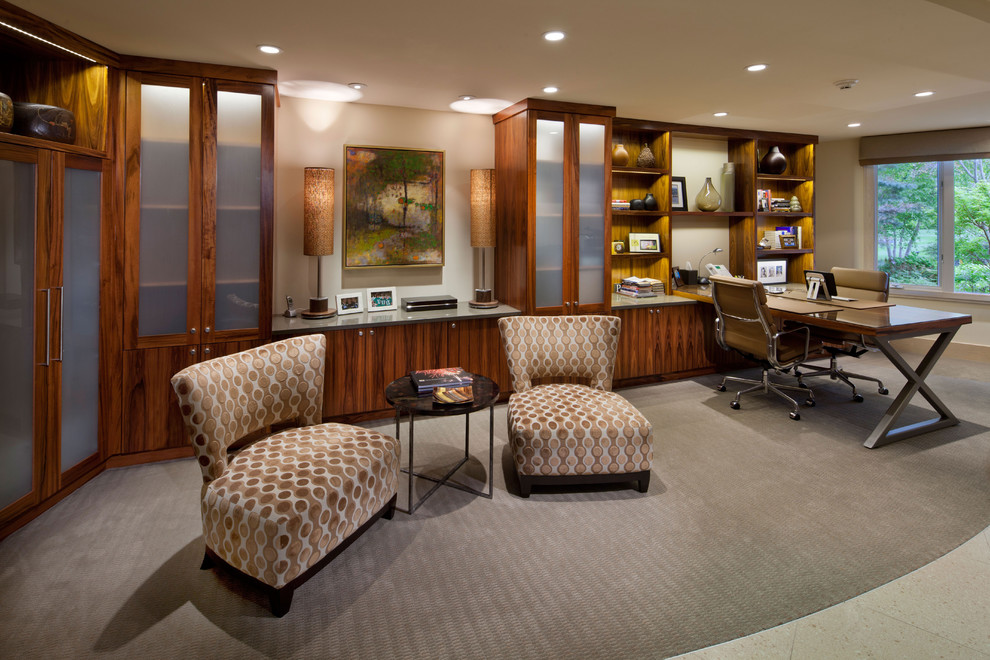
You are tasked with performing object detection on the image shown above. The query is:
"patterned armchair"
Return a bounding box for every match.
[170,334,399,616]
[498,315,653,497]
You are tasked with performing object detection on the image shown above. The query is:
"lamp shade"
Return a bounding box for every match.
[303,167,334,256]
[470,169,495,248]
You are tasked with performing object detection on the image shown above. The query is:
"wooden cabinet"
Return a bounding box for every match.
[120,67,275,454]
[493,99,614,315]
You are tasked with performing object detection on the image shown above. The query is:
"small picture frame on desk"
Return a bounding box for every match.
[628,233,661,253]
[335,292,364,315]
[757,259,788,285]
[367,286,397,311]
[779,234,798,249]
[671,176,688,211]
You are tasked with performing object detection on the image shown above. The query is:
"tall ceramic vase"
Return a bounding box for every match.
[695,177,721,212]
[759,146,787,174]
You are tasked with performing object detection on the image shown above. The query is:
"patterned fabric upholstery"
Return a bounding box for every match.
[171,334,399,592]
[507,383,653,476]
[498,316,653,487]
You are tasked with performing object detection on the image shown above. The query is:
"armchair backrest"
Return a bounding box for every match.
[711,276,777,361]
[831,267,889,302]
[498,315,620,393]
[170,334,326,484]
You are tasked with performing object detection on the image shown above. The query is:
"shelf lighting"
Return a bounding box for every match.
[543,30,565,41]
[0,20,95,62]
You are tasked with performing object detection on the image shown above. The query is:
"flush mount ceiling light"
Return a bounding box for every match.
[915,90,934,97]
[257,44,281,54]
[279,80,363,102]
[713,112,728,117]
[449,97,513,114]
[347,82,366,90]
[542,86,559,94]
[834,79,859,90]
[458,94,476,101]
[848,122,862,128]
[746,63,767,72]
[543,30,565,41]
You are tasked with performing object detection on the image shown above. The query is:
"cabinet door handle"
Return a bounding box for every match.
[204,347,211,356]
[55,286,64,362]
[358,330,364,336]
[190,327,197,335]
[190,348,197,357]
[204,326,211,334]
[450,323,456,329]
[564,301,570,308]
[39,288,51,367]
[369,329,375,336]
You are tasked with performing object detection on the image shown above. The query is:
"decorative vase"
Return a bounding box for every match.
[720,163,735,212]
[695,177,721,212]
[12,102,76,144]
[630,198,645,211]
[0,92,12,133]
[790,195,802,212]
[636,144,656,168]
[759,146,787,175]
[612,143,629,166]
[643,192,658,211]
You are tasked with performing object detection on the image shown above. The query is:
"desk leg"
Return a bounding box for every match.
[865,329,960,448]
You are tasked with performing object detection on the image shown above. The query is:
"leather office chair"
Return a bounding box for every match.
[711,276,819,420]
[498,315,653,497]
[171,334,399,616]
[795,266,890,401]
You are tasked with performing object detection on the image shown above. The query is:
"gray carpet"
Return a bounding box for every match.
[1,352,988,659]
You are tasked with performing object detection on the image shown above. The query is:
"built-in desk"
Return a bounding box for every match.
[673,284,973,448]
[273,303,520,420]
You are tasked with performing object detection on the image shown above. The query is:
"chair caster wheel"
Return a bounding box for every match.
[878,387,889,395]
[853,394,864,403]
[730,401,740,410]
[790,411,801,420]
[716,384,726,392]
[805,399,815,407]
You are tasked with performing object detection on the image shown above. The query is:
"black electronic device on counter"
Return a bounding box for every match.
[401,295,458,312]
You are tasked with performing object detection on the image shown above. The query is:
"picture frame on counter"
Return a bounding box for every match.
[336,292,365,315]
[757,259,788,285]
[367,286,397,311]
[628,233,661,253]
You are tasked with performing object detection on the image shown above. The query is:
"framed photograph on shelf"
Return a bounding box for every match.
[335,291,365,315]
[366,286,397,311]
[671,176,688,211]
[757,259,788,285]
[344,145,444,268]
[779,234,799,249]
[628,233,661,253]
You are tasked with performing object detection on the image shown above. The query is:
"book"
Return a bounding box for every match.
[409,367,472,394]
[433,385,474,405]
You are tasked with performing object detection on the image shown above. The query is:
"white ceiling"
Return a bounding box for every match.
[16,0,990,140]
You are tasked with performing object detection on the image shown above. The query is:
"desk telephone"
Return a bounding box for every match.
[706,263,731,278]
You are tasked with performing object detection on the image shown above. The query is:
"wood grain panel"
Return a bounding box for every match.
[446,319,512,394]
[122,346,198,453]
[324,329,369,417]
[493,110,529,311]
[614,307,659,380]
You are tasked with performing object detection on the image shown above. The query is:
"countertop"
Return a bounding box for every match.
[273,302,521,336]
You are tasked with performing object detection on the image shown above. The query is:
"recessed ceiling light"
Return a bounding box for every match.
[348,82,366,90]
[449,97,514,114]
[543,86,559,94]
[279,80,363,102]
[713,112,728,117]
[914,90,934,97]
[543,30,565,42]
[257,44,281,54]
[458,95,476,101]
[848,122,861,128]
[746,64,767,72]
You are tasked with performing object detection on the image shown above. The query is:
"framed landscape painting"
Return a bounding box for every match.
[344,145,444,268]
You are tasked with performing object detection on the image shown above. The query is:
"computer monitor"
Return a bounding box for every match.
[804,269,837,301]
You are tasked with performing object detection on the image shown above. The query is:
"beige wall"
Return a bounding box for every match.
[816,139,990,351]
[274,98,494,312]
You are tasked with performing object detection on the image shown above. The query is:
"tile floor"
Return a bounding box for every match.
[674,524,990,659]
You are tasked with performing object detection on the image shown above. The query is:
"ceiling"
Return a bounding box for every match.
[15,0,990,140]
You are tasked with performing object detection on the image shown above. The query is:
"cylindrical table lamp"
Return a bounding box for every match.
[301,167,337,319]
[469,169,498,308]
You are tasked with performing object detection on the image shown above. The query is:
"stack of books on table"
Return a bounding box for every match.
[409,367,473,395]
[770,197,791,212]
[618,276,664,298]
[612,199,630,211]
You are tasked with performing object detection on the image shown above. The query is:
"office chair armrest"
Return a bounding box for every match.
[770,324,811,364]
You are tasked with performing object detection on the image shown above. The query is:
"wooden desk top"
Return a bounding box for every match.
[673,285,972,337]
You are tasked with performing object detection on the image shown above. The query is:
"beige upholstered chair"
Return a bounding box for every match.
[170,334,399,616]
[795,267,890,401]
[711,276,819,420]
[498,315,653,497]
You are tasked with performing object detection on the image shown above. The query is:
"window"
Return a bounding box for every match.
[874,159,990,296]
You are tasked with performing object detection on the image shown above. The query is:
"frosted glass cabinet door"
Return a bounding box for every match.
[577,122,606,306]
[60,165,101,471]
[534,119,565,309]
[0,156,37,511]
[137,84,191,337]
[213,90,262,331]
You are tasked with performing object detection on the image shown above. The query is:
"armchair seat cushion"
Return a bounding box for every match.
[507,383,653,477]
[203,423,399,589]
